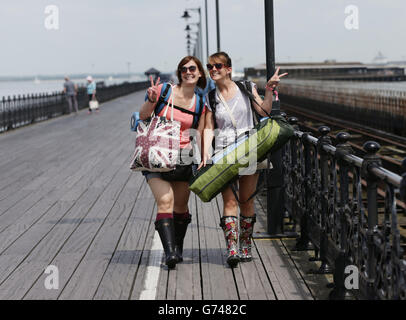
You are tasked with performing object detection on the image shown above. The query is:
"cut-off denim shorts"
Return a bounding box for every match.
[142,164,198,183]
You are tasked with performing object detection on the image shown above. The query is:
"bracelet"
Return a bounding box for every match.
[147,96,156,103]
[265,85,274,92]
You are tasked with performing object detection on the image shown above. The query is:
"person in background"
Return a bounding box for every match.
[86,76,98,114]
[63,76,78,114]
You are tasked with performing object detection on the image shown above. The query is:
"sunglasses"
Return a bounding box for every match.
[206,63,225,70]
[180,65,197,73]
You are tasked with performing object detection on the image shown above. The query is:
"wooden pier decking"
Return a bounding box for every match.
[0,91,314,300]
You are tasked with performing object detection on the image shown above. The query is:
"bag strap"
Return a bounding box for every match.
[154,83,172,116]
[229,172,266,205]
[162,84,175,121]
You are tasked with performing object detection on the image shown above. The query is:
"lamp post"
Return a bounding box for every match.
[185,23,202,61]
[182,8,203,61]
[263,0,293,238]
[205,0,209,59]
[216,0,220,52]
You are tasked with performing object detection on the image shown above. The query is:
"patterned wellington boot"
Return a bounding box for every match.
[173,213,192,262]
[239,215,256,262]
[220,216,240,268]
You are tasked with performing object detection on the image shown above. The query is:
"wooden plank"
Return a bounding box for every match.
[22,166,136,299]
[0,152,127,298]
[0,136,129,250]
[254,240,289,299]
[237,244,277,300]
[0,119,126,226]
[176,194,202,300]
[190,195,202,300]
[130,204,166,300]
[166,195,197,300]
[253,197,267,234]
[254,239,313,300]
[43,171,139,299]
[92,180,156,300]
[197,196,239,300]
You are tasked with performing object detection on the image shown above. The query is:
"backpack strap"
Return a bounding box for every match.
[154,83,172,116]
[208,88,218,129]
[193,93,204,129]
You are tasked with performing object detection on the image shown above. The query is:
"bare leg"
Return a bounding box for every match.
[238,173,259,216]
[147,177,174,213]
[171,181,190,213]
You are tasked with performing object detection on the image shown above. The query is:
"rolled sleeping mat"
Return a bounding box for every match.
[189,115,294,202]
[130,112,140,132]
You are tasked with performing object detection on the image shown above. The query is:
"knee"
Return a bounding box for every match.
[157,194,174,212]
[223,198,238,212]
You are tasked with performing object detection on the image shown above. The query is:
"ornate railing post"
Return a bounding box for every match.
[6,96,12,131]
[397,158,406,300]
[294,132,314,251]
[329,132,354,299]
[314,126,334,274]
[284,117,301,231]
[401,158,406,204]
[361,141,382,300]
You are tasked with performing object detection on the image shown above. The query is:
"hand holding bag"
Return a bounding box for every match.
[89,99,99,110]
[130,86,181,172]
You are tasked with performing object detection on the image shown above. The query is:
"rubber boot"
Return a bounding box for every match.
[154,218,178,269]
[220,216,240,268]
[173,214,192,262]
[239,215,256,262]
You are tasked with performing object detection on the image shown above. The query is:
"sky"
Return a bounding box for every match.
[0,0,405,77]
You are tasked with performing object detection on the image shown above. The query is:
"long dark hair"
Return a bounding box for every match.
[177,56,207,89]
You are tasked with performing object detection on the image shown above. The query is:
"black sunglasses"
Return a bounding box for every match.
[206,63,225,70]
[180,65,197,73]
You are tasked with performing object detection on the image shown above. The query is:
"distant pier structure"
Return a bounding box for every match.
[245,60,406,82]
[144,67,174,83]
[144,67,161,81]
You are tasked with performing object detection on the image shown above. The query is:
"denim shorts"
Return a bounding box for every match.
[141,171,163,182]
[142,164,198,183]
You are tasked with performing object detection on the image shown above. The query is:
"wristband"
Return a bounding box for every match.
[265,85,274,92]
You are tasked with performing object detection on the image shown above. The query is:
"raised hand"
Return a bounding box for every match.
[266,67,288,89]
[146,76,161,103]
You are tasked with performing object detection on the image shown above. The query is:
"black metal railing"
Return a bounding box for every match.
[0,81,149,133]
[281,117,406,300]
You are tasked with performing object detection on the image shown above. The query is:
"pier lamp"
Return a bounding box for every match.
[182,8,203,62]
[181,10,191,20]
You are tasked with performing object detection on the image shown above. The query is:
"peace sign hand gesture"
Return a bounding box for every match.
[266,67,288,90]
[147,76,161,103]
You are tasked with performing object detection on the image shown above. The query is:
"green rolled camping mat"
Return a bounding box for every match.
[189,115,294,202]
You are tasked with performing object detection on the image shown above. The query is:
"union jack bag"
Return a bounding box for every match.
[130,87,181,172]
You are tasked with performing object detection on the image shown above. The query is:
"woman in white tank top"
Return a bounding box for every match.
[199,51,287,268]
